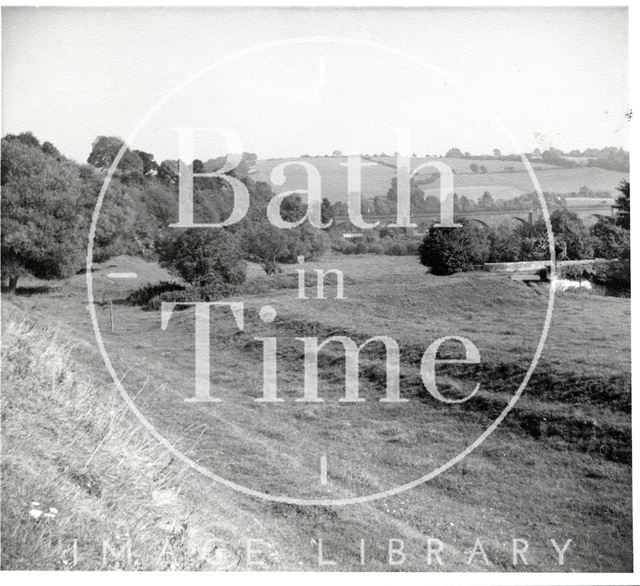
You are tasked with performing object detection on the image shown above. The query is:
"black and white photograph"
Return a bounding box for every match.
[0,2,635,580]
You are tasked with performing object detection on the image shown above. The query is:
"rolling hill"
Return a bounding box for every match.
[252,156,629,204]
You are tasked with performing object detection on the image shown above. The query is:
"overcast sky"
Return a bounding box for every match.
[2,6,629,163]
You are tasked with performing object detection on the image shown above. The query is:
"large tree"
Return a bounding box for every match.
[88,136,143,177]
[1,136,85,291]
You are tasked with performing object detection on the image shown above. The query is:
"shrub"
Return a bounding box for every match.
[557,260,630,295]
[367,243,384,254]
[147,288,200,311]
[127,281,185,306]
[353,241,368,254]
[385,242,407,256]
[488,224,522,262]
[156,227,246,286]
[194,274,238,301]
[405,241,419,255]
[419,221,491,275]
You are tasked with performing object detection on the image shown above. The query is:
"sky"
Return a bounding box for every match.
[1,6,629,164]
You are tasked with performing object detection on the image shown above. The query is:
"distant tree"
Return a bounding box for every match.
[332,150,343,157]
[158,159,179,184]
[615,180,630,230]
[479,191,495,209]
[87,136,124,168]
[493,148,502,158]
[42,141,61,158]
[156,228,246,286]
[133,150,159,176]
[320,197,334,226]
[454,193,473,213]
[6,131,41,148]
[418,220,491,275]
[192,159,205,174]
[1,136,85,291]
[386,177,425,212]
[445,148,464,158]
[88,136,143,177]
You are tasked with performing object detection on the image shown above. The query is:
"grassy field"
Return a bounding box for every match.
[1,254,631,571]
[253,156,629,203]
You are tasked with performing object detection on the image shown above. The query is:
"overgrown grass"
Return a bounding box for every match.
[0,307,239,570]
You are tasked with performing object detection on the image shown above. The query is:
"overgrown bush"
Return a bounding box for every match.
[418,220,491,275]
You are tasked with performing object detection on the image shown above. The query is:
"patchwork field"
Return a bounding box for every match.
[253,156,629,203]
[2,254,631,570]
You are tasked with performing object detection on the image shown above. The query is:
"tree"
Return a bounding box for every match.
[320,197,334,226]
[241,222,289,275]
[88,136,143,177]
[158,159,179,184]
[493,148,502,158]
[418,220,491,275]
[42,141,61,158]
[479,191,495,209]
[445,148,464,158]
[615,180,630,230]
[591,217,630,259]
[133,150,159,176]
[528,209,593,261]
[156,228,246,286]
[1,136,85,291]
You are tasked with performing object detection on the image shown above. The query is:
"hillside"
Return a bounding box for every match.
[252,156,629,203]
[1,254,631,570]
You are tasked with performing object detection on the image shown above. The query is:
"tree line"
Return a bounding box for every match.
[1,132,335,291]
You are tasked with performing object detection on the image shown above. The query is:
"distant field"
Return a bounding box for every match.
[3,254,631,570]
[252,156,629,203]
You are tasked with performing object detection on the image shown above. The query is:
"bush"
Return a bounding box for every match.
[405,241,419,255]
[194,274,238,301]
[156,228,246,286]
[353,241,368,254]
[419,221,491,275]
[488,224,522,262]
[147,288,200,311]
[127,281,185,306]
[557,260,630,295]
[367,243,384,254]
[385,242,407,256]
